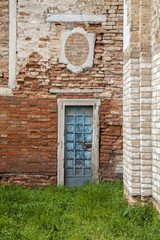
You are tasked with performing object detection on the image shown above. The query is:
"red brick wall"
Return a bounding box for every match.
[100,99,123,180]
[0,94,122,185]
[0,0,123,185]
[0,96,57,185]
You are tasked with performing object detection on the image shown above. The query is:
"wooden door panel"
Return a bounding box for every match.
[65,106,93,186]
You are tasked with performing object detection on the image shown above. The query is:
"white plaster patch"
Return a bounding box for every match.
[59,27,96,73]
[100,91,112,99]
[0,87,13,96]
[46,14,106,23]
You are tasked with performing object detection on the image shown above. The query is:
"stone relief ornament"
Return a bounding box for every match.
[59,27,96,73]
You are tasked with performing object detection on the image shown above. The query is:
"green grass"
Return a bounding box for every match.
[0,181,160,240]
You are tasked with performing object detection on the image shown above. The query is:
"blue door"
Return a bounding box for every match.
[65,106,93,186]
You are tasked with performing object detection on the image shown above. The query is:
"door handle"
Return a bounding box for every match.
[83,143,92,149]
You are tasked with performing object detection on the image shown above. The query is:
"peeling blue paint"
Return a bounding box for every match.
[65,106,93,186]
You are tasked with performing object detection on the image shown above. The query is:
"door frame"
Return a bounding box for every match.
[57,99,101,186]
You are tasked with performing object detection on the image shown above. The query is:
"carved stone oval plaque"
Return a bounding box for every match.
[59,27,96,73]
[65,32,89,67]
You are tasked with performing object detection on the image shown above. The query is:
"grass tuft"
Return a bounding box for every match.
[0,181,160,239]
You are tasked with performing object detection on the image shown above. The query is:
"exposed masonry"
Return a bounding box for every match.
[123,0,160,210]
[0,0,123,186]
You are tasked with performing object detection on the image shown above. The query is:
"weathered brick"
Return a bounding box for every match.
[0,0,123,185]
